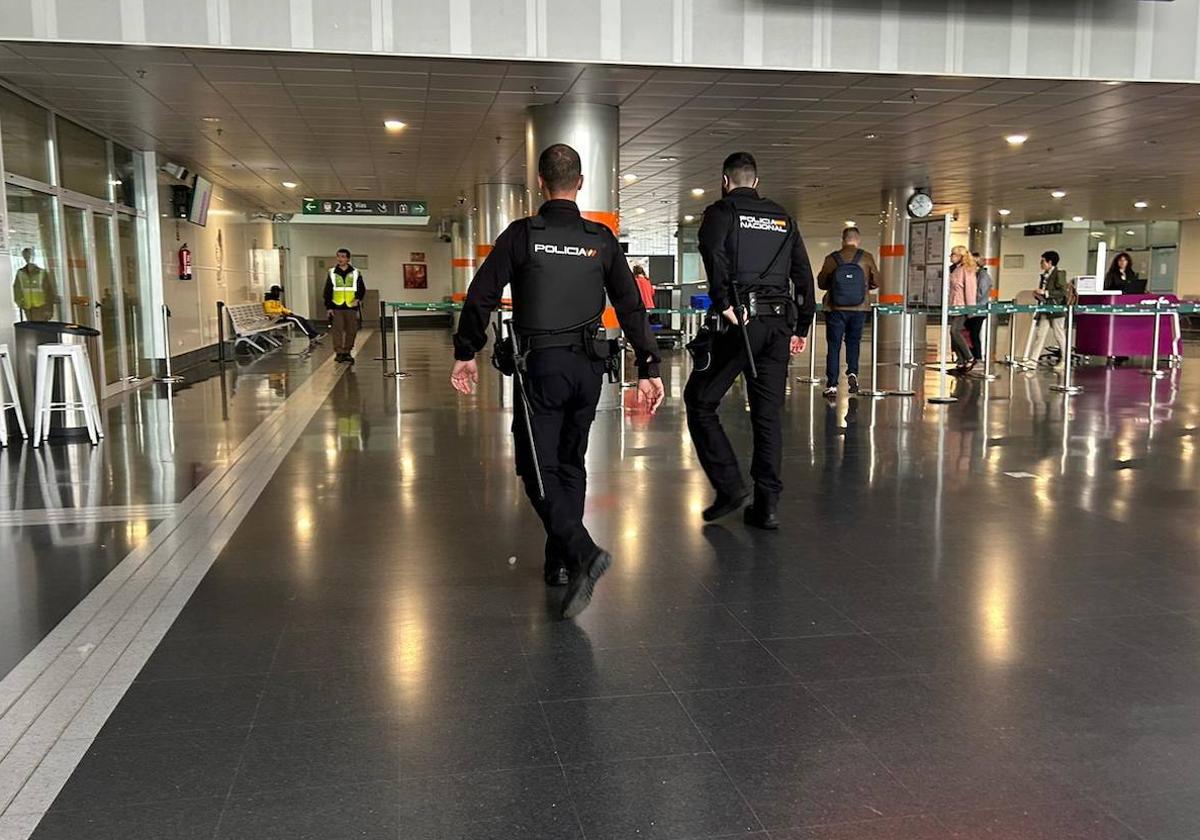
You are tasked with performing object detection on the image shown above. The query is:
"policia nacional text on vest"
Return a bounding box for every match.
[684,176,816,531]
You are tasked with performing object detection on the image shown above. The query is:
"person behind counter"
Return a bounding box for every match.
[1104,252,1146,295]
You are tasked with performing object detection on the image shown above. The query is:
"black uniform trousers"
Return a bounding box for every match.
[511,347,604,576]
[684,314,792,506]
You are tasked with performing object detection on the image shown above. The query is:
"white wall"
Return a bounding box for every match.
[1177,219,1200,298]
[157,177,276,355]
[999,225,1092,292]
[283,224,452,318]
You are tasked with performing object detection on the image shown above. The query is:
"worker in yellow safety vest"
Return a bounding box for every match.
[11,248,57,321]
[322,247,365,363]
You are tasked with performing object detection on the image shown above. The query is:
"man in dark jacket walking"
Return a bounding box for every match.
[323,248,366,363]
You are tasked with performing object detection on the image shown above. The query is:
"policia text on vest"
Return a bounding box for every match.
[322,249,366,363]
[450,143,664,621]
[684,153,816,532]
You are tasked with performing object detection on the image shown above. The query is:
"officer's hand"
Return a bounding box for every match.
[450,359,478,394]
[637,377,665,414]
[721,306,739,326]
[790,336,806,355]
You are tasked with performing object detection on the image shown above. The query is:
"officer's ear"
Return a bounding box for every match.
[537,175,548,201]
[722,174,730,192]
[576,175,584,193]
[752,176,760,189]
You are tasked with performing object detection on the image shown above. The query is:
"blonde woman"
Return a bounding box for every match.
[947,246,978,373]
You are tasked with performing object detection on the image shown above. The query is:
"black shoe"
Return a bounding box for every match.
[346,354,355,365]
[702,489,750,522]
[743,504,780,530]
[847,373,859,394]
[561,549,612,620]
[544,566,570,587]
[335,353,349,362]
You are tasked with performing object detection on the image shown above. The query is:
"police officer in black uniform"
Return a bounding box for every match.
[685,152,815,530]
[451,143,665,619]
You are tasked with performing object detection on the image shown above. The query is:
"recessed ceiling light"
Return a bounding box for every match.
[281,181,297,189]
[1071,215,1084,222]
[622,173,638,182]
[1104,81,1122,86]
[1125,229,1136,235]
[1051,190,1067,199]
[683,214,695,222]
[691,188,705,197]
[659,156,678,162]
[844,220,856,227]
[1005,134,1028,146]
[383,119,406,131]
[998,209,1012,216]
[1091,232,1104,238]
[201,116,221,123]
[1133,200,1149,208]
[634,207,646,215]
[864,133,878,140]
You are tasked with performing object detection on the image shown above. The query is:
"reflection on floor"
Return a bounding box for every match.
[8,330,1200,839]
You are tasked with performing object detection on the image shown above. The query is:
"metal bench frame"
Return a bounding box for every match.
[226,303,291,354]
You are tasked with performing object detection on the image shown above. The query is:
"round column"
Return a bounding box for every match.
[450,212,476,296]
[877,188,910,350]
[525,103,619,234]
[968,220,1001,296]
[474,183,525,261]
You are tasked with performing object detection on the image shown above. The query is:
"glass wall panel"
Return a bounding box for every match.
[5,185,62,321]
[117,214,145,373]
[112,143,137,208]
[93,213,124,384]
[62,205,95,329]
[55,116,109,198]
[0,86,51,182]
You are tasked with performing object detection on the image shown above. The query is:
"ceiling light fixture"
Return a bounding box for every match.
[690,188,705,197]
[864,133,878,140]
[1005,134,1028,146]
[1051,190,1067,199]
[1091,232,1104,238]
[282,181,297,189]
[634,207,646,215]
[1071,215,1084,222]
[622,173,638,183]
[1104,81,1122,86]
[683,214,695,222]
[998,209,1012,216]
[383,119,406,131]
[844,220,856,227]
[1125,229,1137,235]
[1133,200,1149,208]
[201,116,221,123]
[659,156,678,162]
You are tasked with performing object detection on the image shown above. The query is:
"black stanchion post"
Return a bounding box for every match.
[213,300,227,364]
[375,300,389,362]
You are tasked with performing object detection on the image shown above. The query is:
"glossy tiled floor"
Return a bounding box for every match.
[14,329,1200,839]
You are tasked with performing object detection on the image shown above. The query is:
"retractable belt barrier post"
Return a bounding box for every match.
[979,301,998,381]
[375,300,389,362]
[858,304,888,398]
[386,304,410,379]
[883,305,915,397]
[213,301,229,365]
[795,321,820,385]
[156,304,184,384]
[1002,303,1019,366]
[1050,304,1082,395]
[1140,297,1169,380]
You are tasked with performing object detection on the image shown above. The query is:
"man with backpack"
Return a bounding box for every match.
[816,226,879,398]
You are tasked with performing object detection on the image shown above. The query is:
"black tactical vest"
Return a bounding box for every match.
[511,215,607,334]
[721,194,794,292]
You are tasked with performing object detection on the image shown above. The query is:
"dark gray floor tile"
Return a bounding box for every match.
[647,640,795,692]
[677,683,850,752]
[768,815,955,839]
[255,667,403,723]
[401,766,581,840]
[217,781,400,840]
[566,754,760,840]
[1102,790,1200,840]
[232,718,399,795]
[523,645,669,700]
[98,675,265,737]
[721,742,923,830]
[728,597,861,639]
[1042,730,1200,798]
[29,797,224,840]
[400,702,558,778]
[764,634,914,682]
[938,800,1142,839]
[542,693,707,765]
[136,630,280,680]
[807,675,975,739]
[50,729,249,811]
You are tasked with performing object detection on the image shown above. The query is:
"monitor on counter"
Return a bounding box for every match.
[188,175,213,226]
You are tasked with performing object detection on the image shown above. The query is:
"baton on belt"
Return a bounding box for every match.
[507,323,546,502]
[729,283,758,379]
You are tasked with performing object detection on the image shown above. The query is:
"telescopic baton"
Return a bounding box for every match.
[506,323,546,502]
[729,284,758,379]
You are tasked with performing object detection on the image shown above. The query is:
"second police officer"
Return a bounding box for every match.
[685,152,816,530]
[450,143,665,620]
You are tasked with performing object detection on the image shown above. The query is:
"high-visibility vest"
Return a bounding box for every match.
[16,266,48,309]
[329,268,359,306]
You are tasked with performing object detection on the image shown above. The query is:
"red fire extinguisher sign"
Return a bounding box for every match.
[178,244,193,280]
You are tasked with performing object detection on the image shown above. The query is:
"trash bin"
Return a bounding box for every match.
[14,321,102,440]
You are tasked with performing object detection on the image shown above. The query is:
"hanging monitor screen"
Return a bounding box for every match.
[188,175,214,226]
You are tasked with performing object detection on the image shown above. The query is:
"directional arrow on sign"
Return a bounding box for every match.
[412,202,427,215]
[303,200,318,213]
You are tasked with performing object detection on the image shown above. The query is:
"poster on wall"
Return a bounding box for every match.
[409,252,425,263]
[925,220,945,265]
[403,263,428,289]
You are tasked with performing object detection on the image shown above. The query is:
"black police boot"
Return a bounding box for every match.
[702,487,750,522]
[561,548,612,620]
[743,491,780,531]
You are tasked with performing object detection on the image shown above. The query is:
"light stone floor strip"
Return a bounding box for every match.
[0,504,180,527]
[0,336,369,839]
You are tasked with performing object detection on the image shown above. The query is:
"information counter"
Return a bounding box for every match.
[1074,293,1179,358]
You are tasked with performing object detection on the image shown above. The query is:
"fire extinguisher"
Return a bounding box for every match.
[178,243,192,280]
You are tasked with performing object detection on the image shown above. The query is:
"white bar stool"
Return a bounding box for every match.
[0,343,28,445]
[32,343,103,447]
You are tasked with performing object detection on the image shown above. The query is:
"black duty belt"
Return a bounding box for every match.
[518,332,586,352]
[747,292,793,318]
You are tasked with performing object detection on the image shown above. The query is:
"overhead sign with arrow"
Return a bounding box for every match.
[301,198,429,217]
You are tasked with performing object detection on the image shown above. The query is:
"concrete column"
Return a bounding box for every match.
[473,183,524,260]
[524,102,619,234]
[450,212,476,296]
[877,188,909,349]
[968,220,1001,295]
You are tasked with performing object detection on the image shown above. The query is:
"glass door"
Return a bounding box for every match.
[92,212,127,387]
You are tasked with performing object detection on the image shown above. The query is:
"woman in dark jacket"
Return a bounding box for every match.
[1104,252,1146,294]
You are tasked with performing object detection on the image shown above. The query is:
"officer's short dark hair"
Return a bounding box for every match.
[842,226,861,242]
[538,144,582,193]
[336,248,351,258]
[722,152,757,187]
[1042,250,1060,266]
